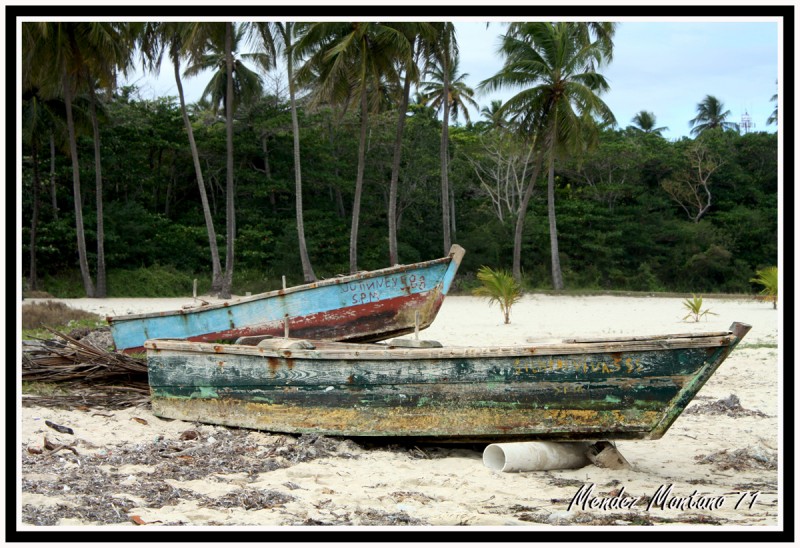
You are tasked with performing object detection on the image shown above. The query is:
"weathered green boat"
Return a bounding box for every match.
[145,322,750,442]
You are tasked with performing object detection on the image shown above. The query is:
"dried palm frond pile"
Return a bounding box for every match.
[22,327,150,409]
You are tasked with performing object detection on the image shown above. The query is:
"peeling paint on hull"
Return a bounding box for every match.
[109,245,464,353]
[145,322,751,442]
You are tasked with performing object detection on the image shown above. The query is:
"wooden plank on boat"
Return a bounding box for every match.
[561,331,732,344]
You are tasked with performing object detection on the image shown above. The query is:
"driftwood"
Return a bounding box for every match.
[21,327,149,409]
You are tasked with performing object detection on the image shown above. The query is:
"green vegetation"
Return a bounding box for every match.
[751,266,778,309]
[682,295,717,323]
[20,22,777,299]
[473,266,523,324]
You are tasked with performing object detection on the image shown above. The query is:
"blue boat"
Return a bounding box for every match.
[107,245,465,353]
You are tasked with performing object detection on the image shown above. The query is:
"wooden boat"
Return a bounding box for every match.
[107,245,465,354]
[144,321,751,442]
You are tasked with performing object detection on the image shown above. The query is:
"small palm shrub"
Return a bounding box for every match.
[751,266,778,309]
[472,266,523,324]
[682,294,717,322]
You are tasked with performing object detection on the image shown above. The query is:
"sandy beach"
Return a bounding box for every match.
[17,293,783,532]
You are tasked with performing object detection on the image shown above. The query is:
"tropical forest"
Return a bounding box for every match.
[20,22,779,299]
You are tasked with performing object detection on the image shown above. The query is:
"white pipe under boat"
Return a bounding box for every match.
[483,441,591,472]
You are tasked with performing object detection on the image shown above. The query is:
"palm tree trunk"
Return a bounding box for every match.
[440,53,452,256]
[349,84,369,274]
[29,141,41,291]
[87,82,107,298]
[261,134,272,181]
[288,52,316,282]
[326,120,346,218]
[220,22,236,298]
[512,150,543,282]
[450,182,456,239]
[62,65,94,297]
[388,69,412,265]
[264,133,277,208]
[547,155,564,290]
[49,133,58,219]
[173,55,223,293]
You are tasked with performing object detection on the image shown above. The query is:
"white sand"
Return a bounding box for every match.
[18,294,783,530]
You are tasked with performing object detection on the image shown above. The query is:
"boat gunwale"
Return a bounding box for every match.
[143,331,740,360]
[108,245,463,323]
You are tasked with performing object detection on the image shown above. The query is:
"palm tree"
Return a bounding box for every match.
[183,23,269,118]
[183,23,269,297]
[264,22,317,281]
[420,55,480,126]
[751,266,778,309]
[21,35,67,290]
[630,110,668,135]
[386,22,435,266]
[24,23,96,296]
[689,94,739,136]
[479,99,509,132]
[420,26,476,256]
[24,22,135,298]
[21,94,45,292]
[221,23,236,299]
[767,81,777,126]
[81,22,135,298]
[139,22,225,293]
[296,22,409,274]
[480,22,616,287]
[473,265,523,324]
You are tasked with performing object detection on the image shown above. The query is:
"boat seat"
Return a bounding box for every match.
[235,334,275,346]
[388,338,443,348]
[256,338,316,350]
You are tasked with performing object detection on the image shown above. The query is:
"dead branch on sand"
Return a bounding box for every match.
[22,327,149,409]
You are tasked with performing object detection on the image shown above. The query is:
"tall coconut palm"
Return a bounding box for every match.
[689,94,739,136]
[421,50,478,252]
[630,110,668,135]
[263,22,317,281]
[183,23,269,297]
[420,54,480,126]
[21,35,67,291]
[139,22,225,293]
[81,22,135,297]
[21,95,45,291]
[480,22,616,287]
[385,22,435,266]
[24,23,96,296]
[221,22,236,299]
[423,22,458,254]
[183,23,269,118]
[424,52,478,110]
[296,22,410,274]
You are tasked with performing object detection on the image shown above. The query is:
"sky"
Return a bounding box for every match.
[124,17,782,142]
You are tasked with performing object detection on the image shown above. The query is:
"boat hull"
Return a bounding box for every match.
[109,245,464,353]
[145,323,750,442]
